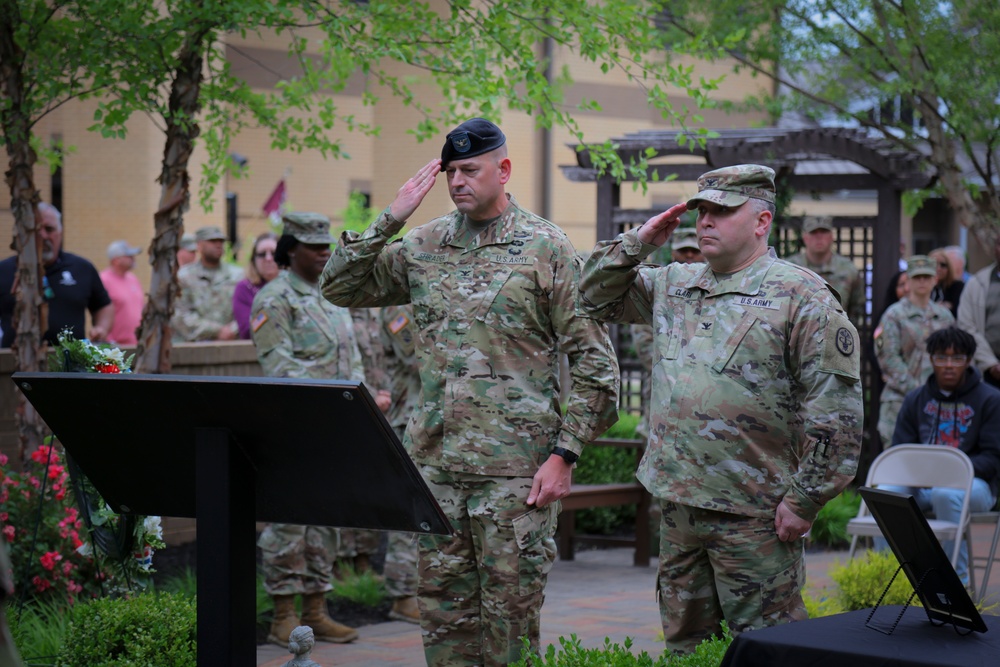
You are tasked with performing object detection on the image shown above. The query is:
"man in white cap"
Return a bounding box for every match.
[100,240,145,346]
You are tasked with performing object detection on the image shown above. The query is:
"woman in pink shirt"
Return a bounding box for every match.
[233,232,279,339]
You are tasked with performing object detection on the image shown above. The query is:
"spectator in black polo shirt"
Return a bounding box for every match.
[0,202,114,347]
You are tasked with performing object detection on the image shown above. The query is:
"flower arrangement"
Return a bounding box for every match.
[46,329,134,374]
[5,329,165,598]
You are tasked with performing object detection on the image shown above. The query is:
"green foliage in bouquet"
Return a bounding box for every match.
[47,329,134,374]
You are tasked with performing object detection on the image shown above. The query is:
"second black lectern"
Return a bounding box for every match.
[12,372,449,666]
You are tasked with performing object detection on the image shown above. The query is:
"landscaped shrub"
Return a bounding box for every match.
[829,549,917,611]
[573,412,643,534]
[809,489,861,549]
[803,549,916,617]
[0,445,104,605]
[511,627,733,667]
[58,592,196,667]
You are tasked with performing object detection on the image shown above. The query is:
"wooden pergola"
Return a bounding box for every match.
[562,126,935,462]
[562,126,933,321]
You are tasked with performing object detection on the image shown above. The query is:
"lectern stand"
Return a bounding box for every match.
[12,372,450,666]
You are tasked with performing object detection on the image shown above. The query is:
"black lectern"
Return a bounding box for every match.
[12,372,449,666]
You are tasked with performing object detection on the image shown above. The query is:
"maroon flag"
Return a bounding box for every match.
[262,180,287,224]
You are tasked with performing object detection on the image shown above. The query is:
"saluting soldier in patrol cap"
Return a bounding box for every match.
[251,212,366,648]
[321,118,620,666]
[580,164,864,653]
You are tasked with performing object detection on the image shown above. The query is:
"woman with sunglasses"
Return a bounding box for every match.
[233,231,280,338]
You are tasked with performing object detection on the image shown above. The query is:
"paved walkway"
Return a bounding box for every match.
[257,521,1000,666]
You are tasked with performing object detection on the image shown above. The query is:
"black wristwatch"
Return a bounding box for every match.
[551,446,579,464]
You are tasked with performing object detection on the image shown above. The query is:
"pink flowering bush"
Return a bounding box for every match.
[0,445,105,605]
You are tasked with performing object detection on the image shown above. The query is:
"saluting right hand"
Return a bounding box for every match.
[389,159,442,223]
[636,203,689,247]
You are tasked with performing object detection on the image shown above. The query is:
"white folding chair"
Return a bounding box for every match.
[965,503,1000,603]
[846,444,975,567]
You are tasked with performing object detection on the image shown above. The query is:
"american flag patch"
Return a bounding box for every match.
[251,312,269,333]
[388,313,410,334]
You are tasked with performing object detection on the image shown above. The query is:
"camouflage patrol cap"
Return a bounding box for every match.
[671,228,700,251]
[803,216,834,233]
[195,226,226,242]
[440,118,506,170]
[179,233,197,251]
[686,164,776,210]
[906,255,937,277]
[282,212,336,244]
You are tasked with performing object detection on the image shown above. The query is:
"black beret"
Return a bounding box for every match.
[440,118,507,170]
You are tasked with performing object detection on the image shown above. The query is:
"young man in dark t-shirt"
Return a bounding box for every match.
[0,202,113,347]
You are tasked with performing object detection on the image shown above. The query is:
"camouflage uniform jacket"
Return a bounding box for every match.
[579,231,863,522]
[380,304,421,433]
[250,270,364,382]
[350,307,390,393]
[784,251,865,325]
[172,261,243,341]
[874,298,955,404]
[320,196,620,476]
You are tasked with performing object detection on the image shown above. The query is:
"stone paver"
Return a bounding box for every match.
[258,520,1000,666]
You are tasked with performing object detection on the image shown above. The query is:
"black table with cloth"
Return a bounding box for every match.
[720,605,1000,667]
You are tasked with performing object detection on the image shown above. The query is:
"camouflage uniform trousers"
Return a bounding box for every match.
[332,528,382,562]
[417,465,559,667]
[384,531,419,599]
[877,398,904,450]
[258,523,338,596]
[656,500,807,655]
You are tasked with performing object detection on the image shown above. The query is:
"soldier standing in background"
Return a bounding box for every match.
[784,216,866,326]
[332,307,393,578]
[874,255,955,447]
[176,233,198,267]
[379,303,422,624]
[321,118,620,666]
[580,165,863,654]
[171,226,243,341]
[251,213,364,648]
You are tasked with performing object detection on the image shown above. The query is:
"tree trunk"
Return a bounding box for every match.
[133,44,205,374]
[1,6,48,462]
[915,95,999,250]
